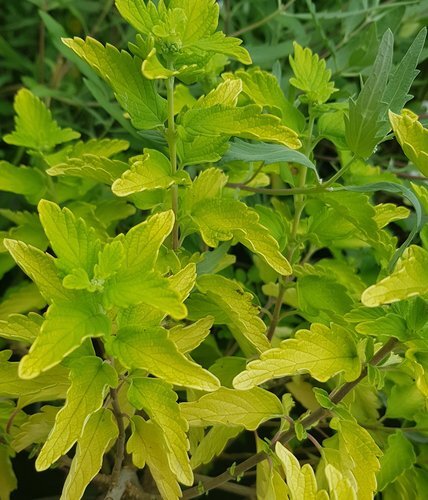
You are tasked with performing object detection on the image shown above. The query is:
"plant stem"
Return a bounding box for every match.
[166,73,179,251]
[266,110,315,340]
[182,337,398,499]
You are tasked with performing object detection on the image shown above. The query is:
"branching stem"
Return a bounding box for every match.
[182,337,398,498]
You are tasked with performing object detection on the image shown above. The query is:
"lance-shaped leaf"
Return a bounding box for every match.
[289,42,337,105]
[190,274,270,355]
[4,239,69,302]
[195,79,243,108]
[169,316,213,354]
[192,198,292,275]
[0,312,42,343]
[107,327,220,391]
[362,246,428,307]
[63,37,167,129]
[180,387,283,430]
[190,424,242,468]
[19,295,110,379]
[0,161,46,200]
[334,419,382,500]
[47,155,129,184]
[36,356,118,471]
[389,109,428,176]
[61,408,118,500]
[3,88,79,151]
[112,149,190,197]
[233,323,360,390]
[222,139,318,180]
[324,465,356,500]
[168,263,196,301]
[69,138,129,157]
[275,442,322,500]
[38,200,100,275]
[182,103,301,149]
[128,377,192,485]
[127,416,181,500]
[345,30,393,158]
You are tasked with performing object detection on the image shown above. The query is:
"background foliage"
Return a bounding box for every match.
[1,1,428,499]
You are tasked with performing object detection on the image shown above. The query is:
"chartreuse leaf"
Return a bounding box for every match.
[127,416,181,500]
[3,88,79,150]
[275,442,325,499]
[190,424,242,468]
[191,198,292,275]
[361,246,428,307]
[94,239,124,281]
[103,211,186,318]
[38,200,100,275]
[63,37,167,129]
[12,406,59,453]
[61,408,118,500]
[334,419,382,500]
[107,327,220,391]
[256,437,289,500]
[230,68,305,131]
[112,149,190,197]
[233,323,360,390]
[193,274,270,355]
[289,42,337,105]
[47,155,128,185]
[389,109,428,176]
[0,359,69,405]
[0,312,42,343]
[0,161,46,200]
[324,465,356,500]
[169,316,213,354]
[180,387,282,430]
[3,239,68,302]
[70,138,129,157]
[182,168,227,213]
[128,377,192,485]
[0,444,17,500]
[36,356,117,471]
[376,431,416,491]
[18,294,110,379]
[182,103,301,148]
[114,0,161,35]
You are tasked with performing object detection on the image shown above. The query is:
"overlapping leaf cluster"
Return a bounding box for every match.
[1,1,428,499]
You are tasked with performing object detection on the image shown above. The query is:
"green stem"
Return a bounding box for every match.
[182,337,398,499]
[166,73,179,250]
[266,110,315,341]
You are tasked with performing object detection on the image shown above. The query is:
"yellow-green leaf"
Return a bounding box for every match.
[233,323,360,390]
[180,387,283,430]
[190,424,242,468]
[335,419,382,500]
[3,88,79,151]
[128,377,192,485]
[0,444,17,500]
[12,406,58,453]
[275,442,320,500]
[127,416,181,500]
[61,408,118,500]
[361,245,428,307]
[191,198,292,275]
[193,274,270,355]
[35,357,117,471]
[63,37,167,129]
[389,109,428,176]
[0,312,42,343]
[289,42,337,104]
[19,295,110,379]
[324,464,357,500]
[108,326,220,391]
[182,103,301,148]
[169,317,213,354]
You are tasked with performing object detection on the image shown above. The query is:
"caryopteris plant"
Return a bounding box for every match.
[1,1,428,498]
